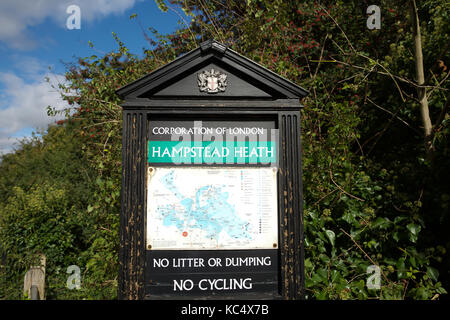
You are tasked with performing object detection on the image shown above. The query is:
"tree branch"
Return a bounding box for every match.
[410,0,433,150]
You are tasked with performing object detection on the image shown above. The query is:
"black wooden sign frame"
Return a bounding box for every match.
[117,40,308,300]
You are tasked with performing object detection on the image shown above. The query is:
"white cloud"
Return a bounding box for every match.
[0,0,139,50]
[0,70,70,155]
[0,134,32,156]
[12,55,52,78]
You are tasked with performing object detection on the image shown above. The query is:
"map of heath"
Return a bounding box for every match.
[147,167,278,250]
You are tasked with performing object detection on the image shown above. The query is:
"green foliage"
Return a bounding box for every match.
[0,124,96,299]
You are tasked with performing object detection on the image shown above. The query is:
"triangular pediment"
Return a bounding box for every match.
[116,40,309,100]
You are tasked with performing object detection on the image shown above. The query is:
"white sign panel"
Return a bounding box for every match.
[147,167,278,250]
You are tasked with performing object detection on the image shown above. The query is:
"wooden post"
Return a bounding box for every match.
[24,254,46,300]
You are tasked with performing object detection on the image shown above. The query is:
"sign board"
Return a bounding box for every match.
[145,119,280,296]
[117,39,308,300]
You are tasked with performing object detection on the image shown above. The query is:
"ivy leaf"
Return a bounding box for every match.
[427,266,439,282]
[325,229,335,247]
[396,258,406,280]
[371,217,391,229]
[393,231,400,242]
[304,258,313,270]
[406,223,421,243]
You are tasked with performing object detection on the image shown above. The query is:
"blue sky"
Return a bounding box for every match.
[0,0,188,154]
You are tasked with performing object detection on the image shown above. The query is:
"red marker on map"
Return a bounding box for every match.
[182,231,188,237]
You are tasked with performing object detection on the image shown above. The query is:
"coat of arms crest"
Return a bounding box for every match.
[197,69,227,93]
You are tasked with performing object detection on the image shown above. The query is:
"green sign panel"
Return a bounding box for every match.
[148,140,276,164]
